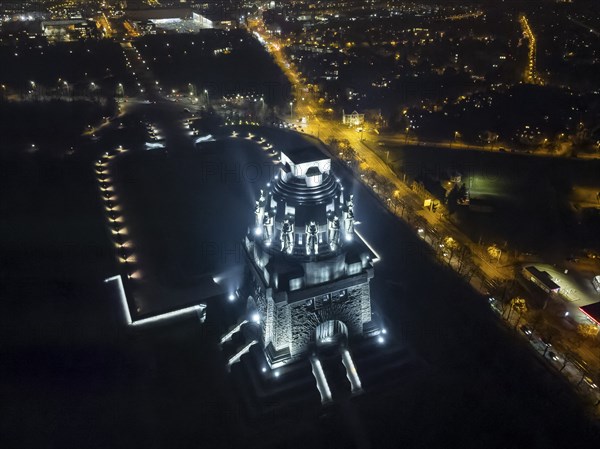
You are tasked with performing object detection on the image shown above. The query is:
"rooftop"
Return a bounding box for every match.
[282,145,329,165]
[580,302,600,326]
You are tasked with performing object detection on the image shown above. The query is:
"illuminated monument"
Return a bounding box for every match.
[243,145,378,368]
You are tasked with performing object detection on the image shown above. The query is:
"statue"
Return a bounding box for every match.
[255,189,267,230]
[254,200,263,228]
[347,194,354,214]
[345,207,354,234]
[328,215,340,251]
[263,212,274,241]
[306,221,319,255]
[344,195,355,237]
[281,219,294,254]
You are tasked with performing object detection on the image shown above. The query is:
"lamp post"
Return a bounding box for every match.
[451,130,460,148]
[204,89,209,106]
[290,101,293,121]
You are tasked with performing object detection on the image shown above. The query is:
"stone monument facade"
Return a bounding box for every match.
[243,145,377,368]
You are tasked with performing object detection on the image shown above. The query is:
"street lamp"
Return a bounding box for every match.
[290,101,294,121]
[451,131,460,148]
[204,89,209,106]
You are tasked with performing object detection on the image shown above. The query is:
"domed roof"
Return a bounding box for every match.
[271,171,339,206]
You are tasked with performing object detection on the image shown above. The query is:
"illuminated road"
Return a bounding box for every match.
[95,13,113,38]
[520,14,543,85]
[568,16,600,37]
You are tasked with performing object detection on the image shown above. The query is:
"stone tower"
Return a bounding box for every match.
[243,145,377,368]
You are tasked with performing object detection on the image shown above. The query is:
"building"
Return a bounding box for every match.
[522,266,560,294]
[243,145,378,368]
[0,0,42,17]
[41,19,97,42]
[342,110,364,127]
[592,275,600,294]
[123,7,234,33]
[580,302,600,326]
[124,7,193,21]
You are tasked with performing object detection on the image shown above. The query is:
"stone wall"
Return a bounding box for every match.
[281,281,371,359]
[247,247,373,365]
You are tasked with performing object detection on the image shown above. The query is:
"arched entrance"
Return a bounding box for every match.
[314,320,348,347]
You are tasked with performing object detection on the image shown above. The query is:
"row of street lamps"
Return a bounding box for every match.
[95,146,142,286]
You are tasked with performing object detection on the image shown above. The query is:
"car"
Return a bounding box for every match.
[584,377,598,389]
[547,351,559,362]
[519,325,532,336]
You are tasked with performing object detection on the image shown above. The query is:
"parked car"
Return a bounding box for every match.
[519,325,532,336]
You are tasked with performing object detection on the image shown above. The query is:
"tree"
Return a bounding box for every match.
[446,184,459,212]
[456,245,472,274]
[413,215,428,232]
[442,236,459,263]
[487,244,502,263]
[376,175,395,198]
[578,323,599,339]
[341,145,357,162]
[508,297,528,328]
[457,183,468,204]
[362,169,377,186]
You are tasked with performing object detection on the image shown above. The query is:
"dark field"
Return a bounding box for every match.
[0,40,134,95]
[0,100,115,155]
[389,143,600,256]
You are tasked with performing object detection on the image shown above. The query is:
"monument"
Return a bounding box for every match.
[243,145,378,368]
